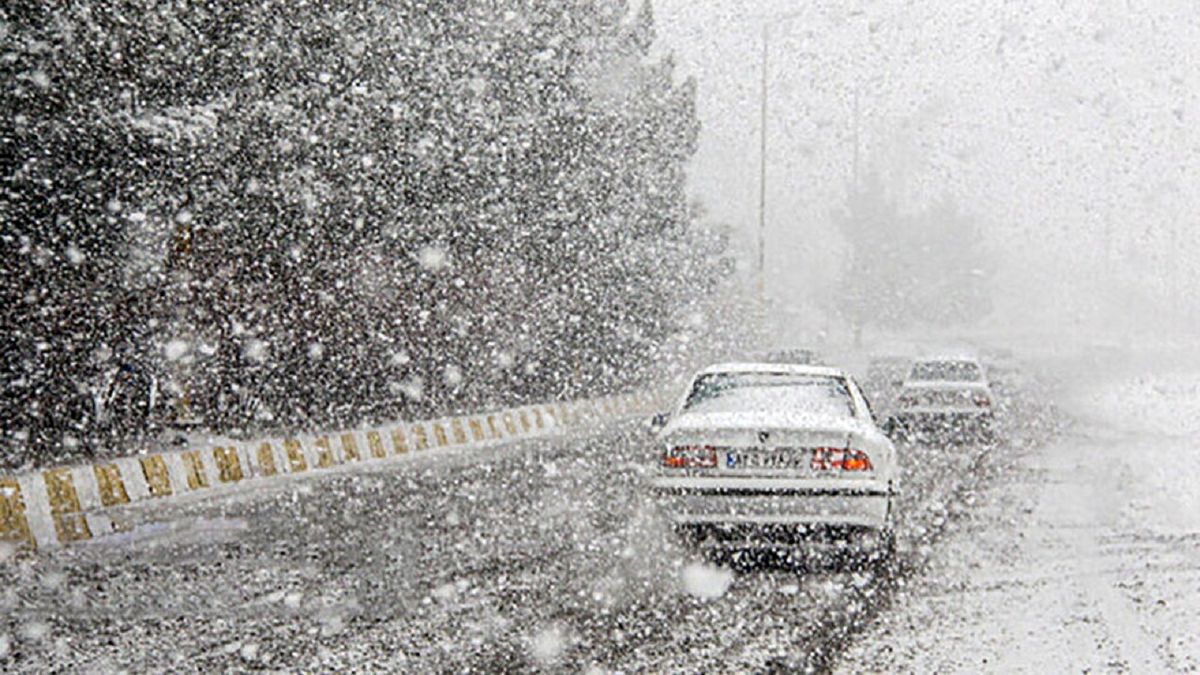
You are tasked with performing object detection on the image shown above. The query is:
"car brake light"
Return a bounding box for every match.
[841,450,873,471]
[811,447,872,471]
[663,445,718,469]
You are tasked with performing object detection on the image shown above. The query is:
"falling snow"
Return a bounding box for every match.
[681,562,734,600]
[2,0,1199,672]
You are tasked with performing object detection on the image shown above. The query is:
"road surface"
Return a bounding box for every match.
[0,370,1055,672]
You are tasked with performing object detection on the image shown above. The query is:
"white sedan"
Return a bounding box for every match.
[888,355,996,442]
[648,363,898,563]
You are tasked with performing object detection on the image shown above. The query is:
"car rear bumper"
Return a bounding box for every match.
[672,521,889,552]
[892,410,993,431]
[649,477,892,532]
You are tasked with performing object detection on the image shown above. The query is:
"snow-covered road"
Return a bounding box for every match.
[0,368,1057,672]
[841,364,1200,673]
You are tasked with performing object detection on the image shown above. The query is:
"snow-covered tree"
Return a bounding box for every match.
[1,0,706,460]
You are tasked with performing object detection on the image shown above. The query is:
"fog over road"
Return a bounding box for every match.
[1,364,1057,672]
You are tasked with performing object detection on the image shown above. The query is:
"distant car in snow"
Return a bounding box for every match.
[887,355,996,442]
[648,363,898,565]
[761,348,823,366]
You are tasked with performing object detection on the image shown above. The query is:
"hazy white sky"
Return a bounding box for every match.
[651,0,1200,330]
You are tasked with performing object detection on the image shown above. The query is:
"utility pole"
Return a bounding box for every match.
[751,7,870,344]
[850,83,863,348]
[852,85,861,192]
[1169,216,1180,327]
[754,9,817,313]
[757,22,769,304]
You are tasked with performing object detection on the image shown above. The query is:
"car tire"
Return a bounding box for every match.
[870,495,898,573]
[866,527,897,575]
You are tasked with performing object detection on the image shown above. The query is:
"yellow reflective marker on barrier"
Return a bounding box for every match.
[181,451,210,490]
[213,447,243,483]
[451,419,467,444]
[314,437,335,468]
[0,392,644,553]
[257,442,278,477]
[140,455,173,497]
[283,439,307,472]
[390,428,409,454]
[43,468,91,543]
[367,431,387,459]
[412,425,429,451]
[340,434,361,462]
[432,424,449,447]
[94,463,130,507]
[0,477,34,548]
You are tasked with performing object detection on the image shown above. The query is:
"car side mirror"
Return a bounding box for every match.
[647,412,669,434]
[881,416,898,438]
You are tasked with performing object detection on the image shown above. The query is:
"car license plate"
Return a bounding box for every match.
[725,449,807,470]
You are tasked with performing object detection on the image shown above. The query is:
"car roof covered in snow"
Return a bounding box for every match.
[912,352,982,364]
[902,379,991,390]
[695,362,847,378]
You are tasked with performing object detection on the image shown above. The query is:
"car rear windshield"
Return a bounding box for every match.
[682,373,855,417]
[909,360,983,382]
[763,349,817,365]
[908,389,983,406]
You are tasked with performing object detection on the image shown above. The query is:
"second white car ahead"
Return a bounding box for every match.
[888,354,996,442]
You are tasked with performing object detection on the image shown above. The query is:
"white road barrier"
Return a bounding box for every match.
[0,392,654,551]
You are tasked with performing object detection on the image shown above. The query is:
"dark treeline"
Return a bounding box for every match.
[0,0,722,467]
[833,171,994,341]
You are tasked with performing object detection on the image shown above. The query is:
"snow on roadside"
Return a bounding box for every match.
[76,517,250,552]
[680,563,732,600]
[842,365,1200,673]
[1062,370,1200,535]
[1070,373,1200,438]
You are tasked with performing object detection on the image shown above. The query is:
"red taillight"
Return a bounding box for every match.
[663,445,718,469]
[973,393,991,407]
[841,450,873,471]
[811,447,873,472]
